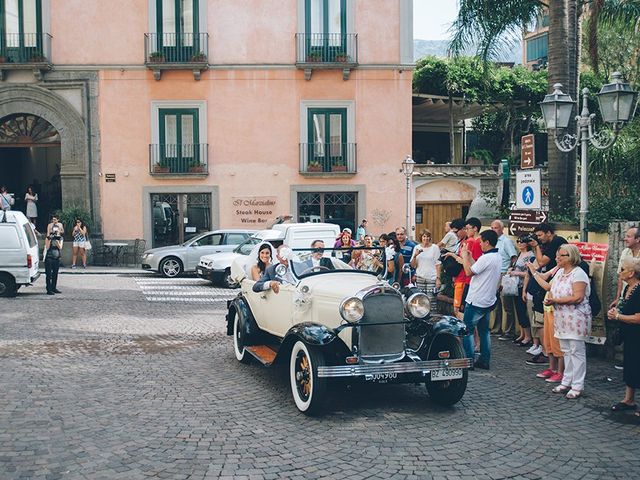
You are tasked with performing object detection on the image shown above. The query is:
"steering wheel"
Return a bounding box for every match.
[299,265,331,276]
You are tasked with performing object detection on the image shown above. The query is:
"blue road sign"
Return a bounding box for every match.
[522,186,534,206]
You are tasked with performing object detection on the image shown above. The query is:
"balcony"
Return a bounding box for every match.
[144,33,209,80]
[299,143,357,175]
[0,33,52,81]
[295,33,358,80]
[149,144,209,176]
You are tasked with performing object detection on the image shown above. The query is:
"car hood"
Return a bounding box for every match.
[299,272,384,298]
[200,251,241,265]
[143,245,186,256]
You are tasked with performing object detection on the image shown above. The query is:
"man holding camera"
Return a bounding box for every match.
[44,215,64,295]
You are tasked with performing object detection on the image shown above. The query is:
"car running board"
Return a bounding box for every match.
[246,345,278,366]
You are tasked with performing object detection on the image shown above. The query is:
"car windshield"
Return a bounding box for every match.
[234,237,261,255]
[289,246,387,279]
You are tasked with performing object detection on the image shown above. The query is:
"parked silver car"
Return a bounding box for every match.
[141,229,255,278]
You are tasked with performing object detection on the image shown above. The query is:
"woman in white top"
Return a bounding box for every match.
[541,244,591,399]
[410,229,441,311]
[24,186,38,224]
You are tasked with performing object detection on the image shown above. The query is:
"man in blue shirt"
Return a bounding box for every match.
[490,219,518,339]
[396,226,416,286]
[356,219,367,241]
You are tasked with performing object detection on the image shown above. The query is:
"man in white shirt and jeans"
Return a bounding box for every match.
[460,229,503,369]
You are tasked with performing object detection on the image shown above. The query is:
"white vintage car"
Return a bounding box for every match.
[225,244,472,415]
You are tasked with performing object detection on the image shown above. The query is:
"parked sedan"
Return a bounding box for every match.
[141,229,255,278]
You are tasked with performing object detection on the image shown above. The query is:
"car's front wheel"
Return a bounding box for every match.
[233,308,251,364]
[159,257,182,278]
[424,333,468,406]
[289,340,327,415]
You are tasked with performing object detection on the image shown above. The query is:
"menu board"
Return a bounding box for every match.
[573,242,609,344]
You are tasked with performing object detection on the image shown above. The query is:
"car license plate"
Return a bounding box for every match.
[431,368,463,381]
[197,267,204,275]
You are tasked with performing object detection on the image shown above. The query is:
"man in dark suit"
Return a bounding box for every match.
[253,244,296,294]
[301,240,335,271]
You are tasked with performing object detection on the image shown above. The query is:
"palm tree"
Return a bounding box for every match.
[450,0,580,215]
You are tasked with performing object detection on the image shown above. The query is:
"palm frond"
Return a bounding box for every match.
[448,0,541,62]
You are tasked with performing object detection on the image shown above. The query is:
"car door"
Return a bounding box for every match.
[186,233,223,271]
[245,281,295,338]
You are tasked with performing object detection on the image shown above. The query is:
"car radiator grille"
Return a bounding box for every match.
[359,294,405,358]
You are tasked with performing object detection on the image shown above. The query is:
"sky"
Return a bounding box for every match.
[413,0,459,40]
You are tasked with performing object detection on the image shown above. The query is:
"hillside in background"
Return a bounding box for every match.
[413,39,522,64]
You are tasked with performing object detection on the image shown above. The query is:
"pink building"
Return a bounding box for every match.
[0,1,413,248]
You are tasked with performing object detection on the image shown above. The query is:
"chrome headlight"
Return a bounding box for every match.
[405,292,430,318]
[339,297,364,323]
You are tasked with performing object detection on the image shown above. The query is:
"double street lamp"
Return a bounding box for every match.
[540,72,638,241]
[401,155,415,238]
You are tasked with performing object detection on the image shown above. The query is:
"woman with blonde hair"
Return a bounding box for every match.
[542,244,591,399]
[608,257,640,414]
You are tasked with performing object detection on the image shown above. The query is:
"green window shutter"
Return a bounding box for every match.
[159,108,199,172]
[0,0,43,60]
[156,0,199,61]
[307,108,347,171]
[304,0,346,61]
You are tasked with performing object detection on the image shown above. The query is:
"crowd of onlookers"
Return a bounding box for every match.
[246,216,640,412]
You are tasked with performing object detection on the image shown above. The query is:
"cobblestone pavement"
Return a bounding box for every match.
[1,274,639,480]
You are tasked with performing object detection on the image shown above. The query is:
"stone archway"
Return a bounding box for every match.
[0,84,89,211]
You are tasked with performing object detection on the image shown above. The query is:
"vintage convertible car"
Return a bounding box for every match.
[225,244,472,414]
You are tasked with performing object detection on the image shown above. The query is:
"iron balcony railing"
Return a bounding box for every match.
[295,33,358,64]
[144,33,209,63]
[0,33,52,63]
[299,143,357,174]
[149,144,209,175]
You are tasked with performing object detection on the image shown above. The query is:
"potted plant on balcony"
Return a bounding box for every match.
[331,159,347,172]
[335,51,350,63]
[29,51,46,62]
[306,161,322,172]
[190,51,207,63]
[188,160,206,173]
[148,51,166,63]
[153,159,170,174]
[305,52,322,63]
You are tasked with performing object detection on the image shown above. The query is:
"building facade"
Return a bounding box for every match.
[0,0,413,247]
[522,9,549,70]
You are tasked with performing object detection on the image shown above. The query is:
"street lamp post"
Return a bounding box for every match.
[401,155,415,238]
[540,72,638,241]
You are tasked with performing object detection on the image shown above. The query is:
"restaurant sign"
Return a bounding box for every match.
[232,196,277,226]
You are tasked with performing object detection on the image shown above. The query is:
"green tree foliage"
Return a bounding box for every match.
[413,56,547,162]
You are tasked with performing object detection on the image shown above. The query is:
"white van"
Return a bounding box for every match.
[0,210,40,297]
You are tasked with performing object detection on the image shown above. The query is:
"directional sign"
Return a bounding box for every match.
[516,169,541,210]
[508,209,548,237]
[521,134,535,169]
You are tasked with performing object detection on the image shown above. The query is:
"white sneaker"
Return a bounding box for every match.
[527,345,542,356]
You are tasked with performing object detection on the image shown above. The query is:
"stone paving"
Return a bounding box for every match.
[1,273,639,480]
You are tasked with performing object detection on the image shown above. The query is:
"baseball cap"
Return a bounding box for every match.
[342,228,352,235]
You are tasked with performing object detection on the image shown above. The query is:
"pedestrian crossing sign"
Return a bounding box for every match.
[516,169,541,210]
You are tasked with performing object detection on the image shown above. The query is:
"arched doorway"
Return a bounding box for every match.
[0,84,93,231]
[0,114,61,230]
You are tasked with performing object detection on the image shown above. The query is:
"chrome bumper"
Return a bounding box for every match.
[317,358,472,378]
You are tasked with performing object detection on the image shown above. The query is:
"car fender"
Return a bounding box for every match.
[226,296,259,339]
[278,322,350,366]
[431,314,468,337]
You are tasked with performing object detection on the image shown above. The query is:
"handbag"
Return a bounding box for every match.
[85,240,92,251]
[501,274,519,296]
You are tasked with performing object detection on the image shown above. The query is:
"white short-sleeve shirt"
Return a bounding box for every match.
[466,250,502,308]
